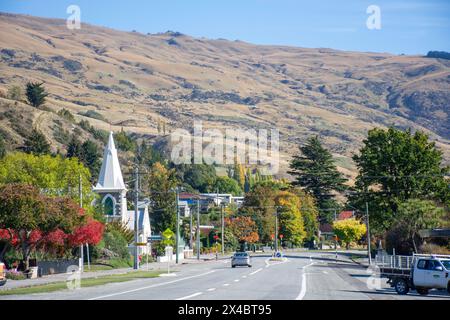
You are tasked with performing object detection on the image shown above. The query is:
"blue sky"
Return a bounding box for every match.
[1,0,449,54]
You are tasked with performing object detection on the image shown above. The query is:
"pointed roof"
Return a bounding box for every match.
[94,131,126,191]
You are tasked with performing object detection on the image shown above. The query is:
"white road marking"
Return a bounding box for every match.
[296,257,315,300]
[234,279,239,282]
[176,292,203,300]
[265,257,289,268]
[89,270,216,300]
[223,283,230,287]
[249,268,263,276]
[242,275,247,278]
[207,288,216,292]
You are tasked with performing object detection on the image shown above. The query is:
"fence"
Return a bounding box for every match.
[37,259,79,276]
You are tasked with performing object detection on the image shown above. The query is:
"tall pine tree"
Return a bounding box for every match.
[289,136,347,222]
[26,82,48,108]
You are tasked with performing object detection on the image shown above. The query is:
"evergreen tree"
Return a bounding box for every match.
[25,82,48,108]
[288,136,347,222]
[66,135,83,159]
[24,129,51,155]
[81,140,101,179]
[0,135,6,159]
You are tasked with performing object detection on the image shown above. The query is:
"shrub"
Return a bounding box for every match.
[102,230,130,260]
[5,270,26,280]
[57,108,75,122]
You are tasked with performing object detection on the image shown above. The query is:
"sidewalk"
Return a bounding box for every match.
[1,253,227,291]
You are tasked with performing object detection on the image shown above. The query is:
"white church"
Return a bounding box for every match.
[93,132,151,255]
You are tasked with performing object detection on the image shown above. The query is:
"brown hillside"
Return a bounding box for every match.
[0,12,449,179]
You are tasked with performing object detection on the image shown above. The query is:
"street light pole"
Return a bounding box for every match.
[221,204,224,256]
[175,187,180,264]
[189,205,193,250]
[196,199,200,260]
[133,167,139,270]
[275,207,279,252]
[365,201,372,265]
[78,174,84,273]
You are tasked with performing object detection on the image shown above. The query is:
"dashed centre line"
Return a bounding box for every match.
[176,292,203,300]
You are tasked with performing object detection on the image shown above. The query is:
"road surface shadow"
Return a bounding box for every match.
[339,289,450,299]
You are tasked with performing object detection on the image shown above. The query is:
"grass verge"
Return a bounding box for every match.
[0,271,161,296]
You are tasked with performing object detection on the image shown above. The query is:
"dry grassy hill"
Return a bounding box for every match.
[0,12,449,179]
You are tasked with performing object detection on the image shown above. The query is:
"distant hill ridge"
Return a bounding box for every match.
[0,12,449,177]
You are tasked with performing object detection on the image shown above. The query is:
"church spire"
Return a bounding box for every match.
[94,131,126,191]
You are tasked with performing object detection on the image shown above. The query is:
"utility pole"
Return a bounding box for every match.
[196,199,200,260]
[221,204,224,256]
[274,207,279,252]
[189,205,193,250]
[133,167,139,270]
[78,174,84,273]
[175,187,180,264]
[366,201,372,265]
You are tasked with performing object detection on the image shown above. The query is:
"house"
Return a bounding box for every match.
[319,210,355,240]
[93,131,151,254]
[178,200,191,217]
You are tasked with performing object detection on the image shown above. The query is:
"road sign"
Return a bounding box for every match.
[135,242,147,246]
[147,235,163,242]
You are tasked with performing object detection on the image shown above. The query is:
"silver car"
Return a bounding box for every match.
[231,252,252,268]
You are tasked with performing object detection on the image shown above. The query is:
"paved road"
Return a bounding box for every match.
[2,252,449,300]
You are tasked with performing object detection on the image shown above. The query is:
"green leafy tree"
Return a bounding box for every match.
[292,188,319,243]
[289,136,347,222]
[275,191,306,246]
[26,82,48,108]
[148,162,178,233]
[23,129,51,155]
[350,127,449,234]
[0,152,94,211]
[177,164,217,193]
[389,199,445,253]
[233,161,245,189]
[114,129,135,152]
[214,176,242,196]
[240,184,278,243]
[332,218,367,250]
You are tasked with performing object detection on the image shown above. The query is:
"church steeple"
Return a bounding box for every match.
[93,131,128,220]
[94,131,126,191]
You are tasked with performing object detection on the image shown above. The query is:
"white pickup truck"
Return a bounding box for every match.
[377,254,450,295]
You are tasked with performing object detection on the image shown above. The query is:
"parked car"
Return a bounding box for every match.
[379,253,450,295]
[231,252,252,268]
[0,262,7,286]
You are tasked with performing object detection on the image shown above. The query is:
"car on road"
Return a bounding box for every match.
[231,252,252,268]
[0,262,7,286]
[379,253,450,296]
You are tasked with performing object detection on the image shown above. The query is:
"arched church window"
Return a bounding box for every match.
[104,196,115,216]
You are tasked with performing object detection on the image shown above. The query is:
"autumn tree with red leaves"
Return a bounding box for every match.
[225,216,259,244]
[0,183,104,269]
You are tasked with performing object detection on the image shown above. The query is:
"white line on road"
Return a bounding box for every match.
[176,292,203,300]
[249,268,263,276]
[207,288,216,292]
[296,258,315,300]
[234,279,240,282]
[242,275,247,278]
[223,283,230,286]
[89,270,216,300]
